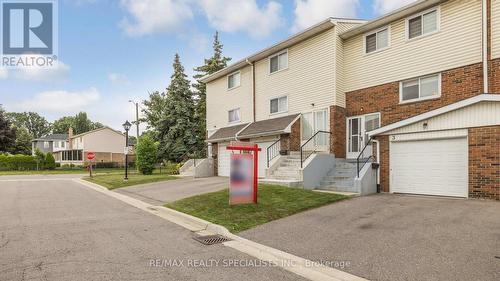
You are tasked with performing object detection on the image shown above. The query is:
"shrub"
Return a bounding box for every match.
[45,153,56,170]
[34,149,46,170]
[0,154,38,171]
[136,135,158,175]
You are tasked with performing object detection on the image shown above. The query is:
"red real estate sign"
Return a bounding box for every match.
[86,152,95,161]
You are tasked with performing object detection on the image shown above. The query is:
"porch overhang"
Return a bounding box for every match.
[368,94,500,137]
[205,123,249,143]
[237,114,301,139]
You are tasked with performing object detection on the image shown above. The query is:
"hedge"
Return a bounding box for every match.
[0,154,38,171]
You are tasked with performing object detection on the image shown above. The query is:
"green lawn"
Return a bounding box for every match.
[83,171,178,190]
[166,184,349,233]
[0,168,126,176]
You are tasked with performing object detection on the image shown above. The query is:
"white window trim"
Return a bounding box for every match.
[226,70,241,91]
[363,26,391,55]
[268,49,288,75]
[269,95,288,116]
[228,108,241,124]
[405,6,441,41]
[399,73,442,104]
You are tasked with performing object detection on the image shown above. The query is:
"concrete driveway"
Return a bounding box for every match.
[0,176,304,281]
[240,194,500,281]
[114,177,228,205]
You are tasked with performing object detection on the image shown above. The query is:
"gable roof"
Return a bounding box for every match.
[237,114,300,138]
[33,134,68,141]
[368,94,500,136]
[339,0,444,39]
[206,123,249,143]
[200,18,365,83]
[71,126,125,139]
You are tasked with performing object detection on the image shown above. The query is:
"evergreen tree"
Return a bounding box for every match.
[143,54,198,162]
[192,32,231,154]
[0,108,16,153]
[11,127,32,155]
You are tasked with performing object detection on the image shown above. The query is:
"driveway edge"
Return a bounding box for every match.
[75,178,367,281]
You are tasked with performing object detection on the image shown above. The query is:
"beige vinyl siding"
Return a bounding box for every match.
[384,101,500,135]
[254,28,336,121]
[206,65,253,130]
[335,22,364,108]
[344,0,483,92]
[82,128,126,154]
[493,0,500,59]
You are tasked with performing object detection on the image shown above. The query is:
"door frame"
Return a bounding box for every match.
[300,108,330,151]
[346,112,381,159]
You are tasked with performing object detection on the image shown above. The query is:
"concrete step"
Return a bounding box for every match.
[259,178,302,188]
[318,185,358,193]
[320,180,354,187]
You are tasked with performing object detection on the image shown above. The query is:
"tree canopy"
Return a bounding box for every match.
[52,112,104,135]
[6,112,51,139]
[0,109,16,153]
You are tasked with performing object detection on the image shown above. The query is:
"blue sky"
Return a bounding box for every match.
[0,0,415,136]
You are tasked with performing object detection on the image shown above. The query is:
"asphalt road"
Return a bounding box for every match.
[114,177,228,205]
[241,194,500,281]
[0,176,304,281]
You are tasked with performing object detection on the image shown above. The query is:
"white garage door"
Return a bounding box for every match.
[390,137,468,198]
[218,143,230,177]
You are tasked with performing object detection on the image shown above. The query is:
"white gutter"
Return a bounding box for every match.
[482,0,489,93]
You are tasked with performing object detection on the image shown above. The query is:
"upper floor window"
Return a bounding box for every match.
[407,8,439,40]
[228,108,241,123]
[365,27,389,54]
[54,142,59,148]
[227,71,240,90]
[43,141,49,148]
[400,73,441,103]
[269,51,288,74]
[61,141,65,148]
[270,96,288,114]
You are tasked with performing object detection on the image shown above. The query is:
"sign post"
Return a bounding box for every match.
[226,142,261,204]
[86,152,95,177]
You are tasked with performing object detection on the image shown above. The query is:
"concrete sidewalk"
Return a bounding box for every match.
[113,176,228,205]
[240,194,500,281]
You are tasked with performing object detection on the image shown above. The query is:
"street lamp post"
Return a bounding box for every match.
[123,120,131,181]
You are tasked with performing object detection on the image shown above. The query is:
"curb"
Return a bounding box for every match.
[75,178,367,281]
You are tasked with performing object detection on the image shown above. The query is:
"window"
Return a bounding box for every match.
[270,96,287,114]
[269,51,288,73]
[228,108,240,123]
[61,141,65,148]
[54,141,59,148]
[408,9,438,39]
[227,71,240,90]
[365,28,389,53]
[62,150,83,161]
[401,74,440,102]
[43,141,49,148]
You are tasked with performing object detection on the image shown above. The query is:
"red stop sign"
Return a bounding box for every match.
[86,152,95,160]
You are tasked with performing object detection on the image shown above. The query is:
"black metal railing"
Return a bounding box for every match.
[300,131,331,168]
[267,138,281,168]
[356,136,374,178]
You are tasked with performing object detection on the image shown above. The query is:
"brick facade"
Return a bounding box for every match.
[468,126,500,200]
[330,106,346,158]
[346,63,484,126]
[280,119,301,153]
[490,58,500,93]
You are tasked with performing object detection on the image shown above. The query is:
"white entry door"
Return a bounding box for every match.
[347,113,380,159]
[390,137,468,197]
[301,109,328,152]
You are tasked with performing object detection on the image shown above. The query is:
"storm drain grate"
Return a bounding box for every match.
[193,235,231,245]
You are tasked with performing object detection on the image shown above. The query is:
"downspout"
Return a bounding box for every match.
[373,139,381,193]
[482,0,489,93]
[246,59,256,122]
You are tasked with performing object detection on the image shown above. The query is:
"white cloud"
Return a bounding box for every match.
[373,0,418,15]
[292,0,359,32]
[15,60,70,82]
[119,0,193,37]
[14,87,100,113]
[108,73,131,84]
[0,68,8,79]
[199,0,284,39]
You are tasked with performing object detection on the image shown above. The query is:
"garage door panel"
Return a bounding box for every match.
[390,137,468,198]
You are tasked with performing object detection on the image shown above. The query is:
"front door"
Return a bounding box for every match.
[347,113,380,159]
[301,109,329,152]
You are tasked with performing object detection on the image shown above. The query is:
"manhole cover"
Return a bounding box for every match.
[193,235,231,245]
